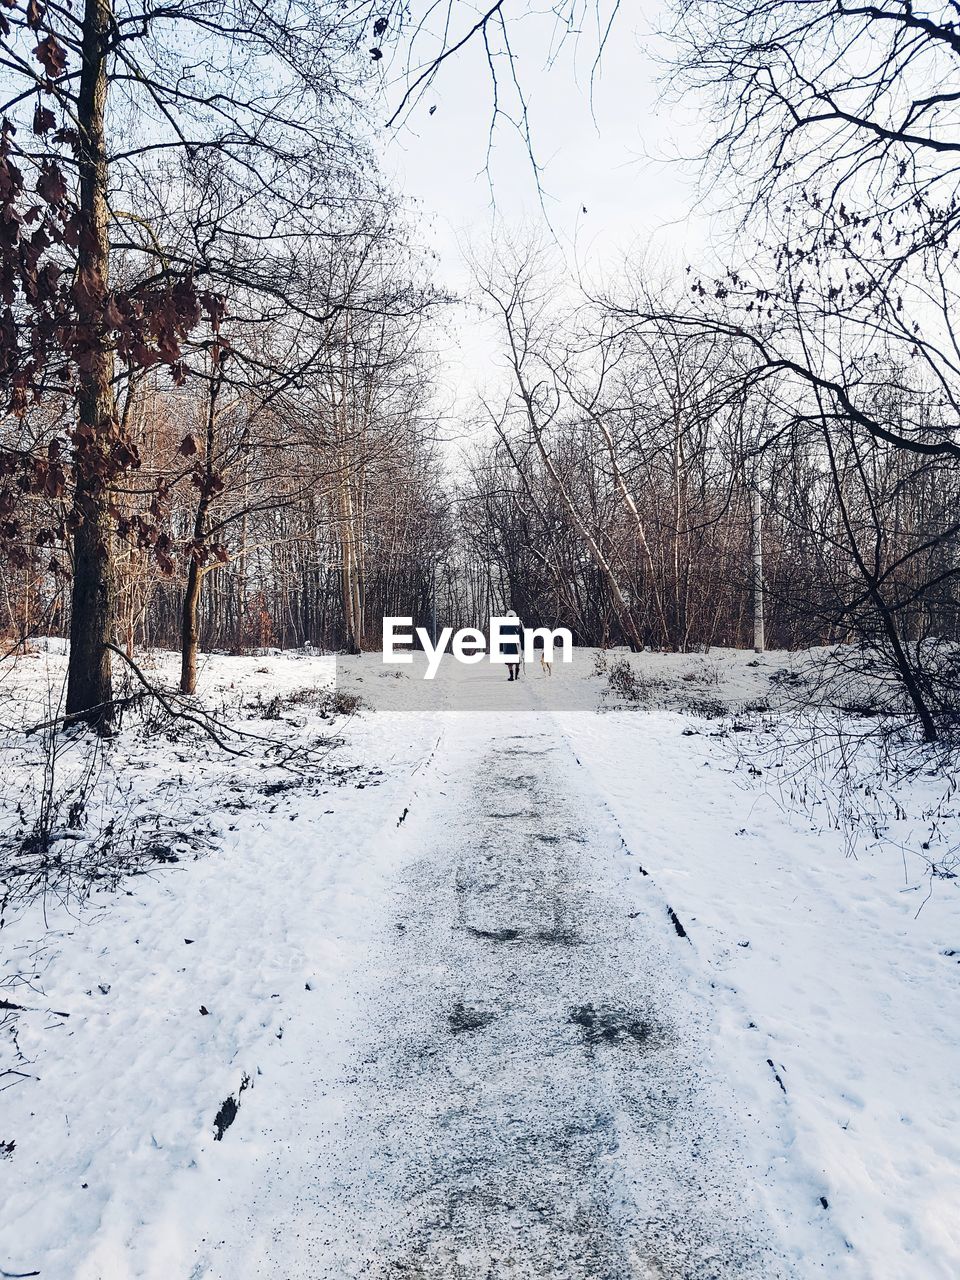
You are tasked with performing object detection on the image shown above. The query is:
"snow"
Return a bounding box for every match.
[557,706,960,1279]
[1,645,958,1277]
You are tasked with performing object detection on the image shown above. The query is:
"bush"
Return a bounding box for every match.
[606,657,644,702]
[248,686,363,721]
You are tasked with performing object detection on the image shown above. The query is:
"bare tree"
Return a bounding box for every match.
[0,0,392,724]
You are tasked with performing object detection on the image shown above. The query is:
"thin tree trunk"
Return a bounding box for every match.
[752,483,765,653]
[180,560,202,694]
[179,372,219,693]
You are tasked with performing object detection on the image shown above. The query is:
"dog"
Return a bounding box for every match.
[540,650,552,676]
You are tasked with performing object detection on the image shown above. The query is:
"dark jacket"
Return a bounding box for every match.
[499,619,523,659]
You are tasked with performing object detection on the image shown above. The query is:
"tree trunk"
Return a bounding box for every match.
[179,371,221,692]
[180,559,202,695]
[752,483,765,654]
[65,0,117,729]
[336,343,362,655]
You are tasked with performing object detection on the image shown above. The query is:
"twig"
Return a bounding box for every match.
[106,644,249,755]
[105,645,355,773]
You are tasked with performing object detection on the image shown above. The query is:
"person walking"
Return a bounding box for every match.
[499,610,523,681]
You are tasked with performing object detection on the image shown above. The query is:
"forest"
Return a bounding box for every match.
[0,0,958,744]
[2,3,960,1277]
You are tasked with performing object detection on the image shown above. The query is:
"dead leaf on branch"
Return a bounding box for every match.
[35,162,66,206]
[34,34,67,77]
[32,103,55,135]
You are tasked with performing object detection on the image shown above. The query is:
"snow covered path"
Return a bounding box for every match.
[151,674,839,1279]
[327,704,805,1278]
[4,650,957,1278]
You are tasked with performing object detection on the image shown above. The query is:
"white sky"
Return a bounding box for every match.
[372,2,718,428]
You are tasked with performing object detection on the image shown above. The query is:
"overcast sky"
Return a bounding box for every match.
[373,2,716,424]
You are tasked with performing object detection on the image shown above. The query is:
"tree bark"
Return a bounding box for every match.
[65,0,117,729]
[180,559,202,695]
[179,375,220,693]
[335,325,362,655]
[752,483,765,653]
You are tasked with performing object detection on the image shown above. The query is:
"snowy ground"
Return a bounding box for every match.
[1,645,958,1278]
